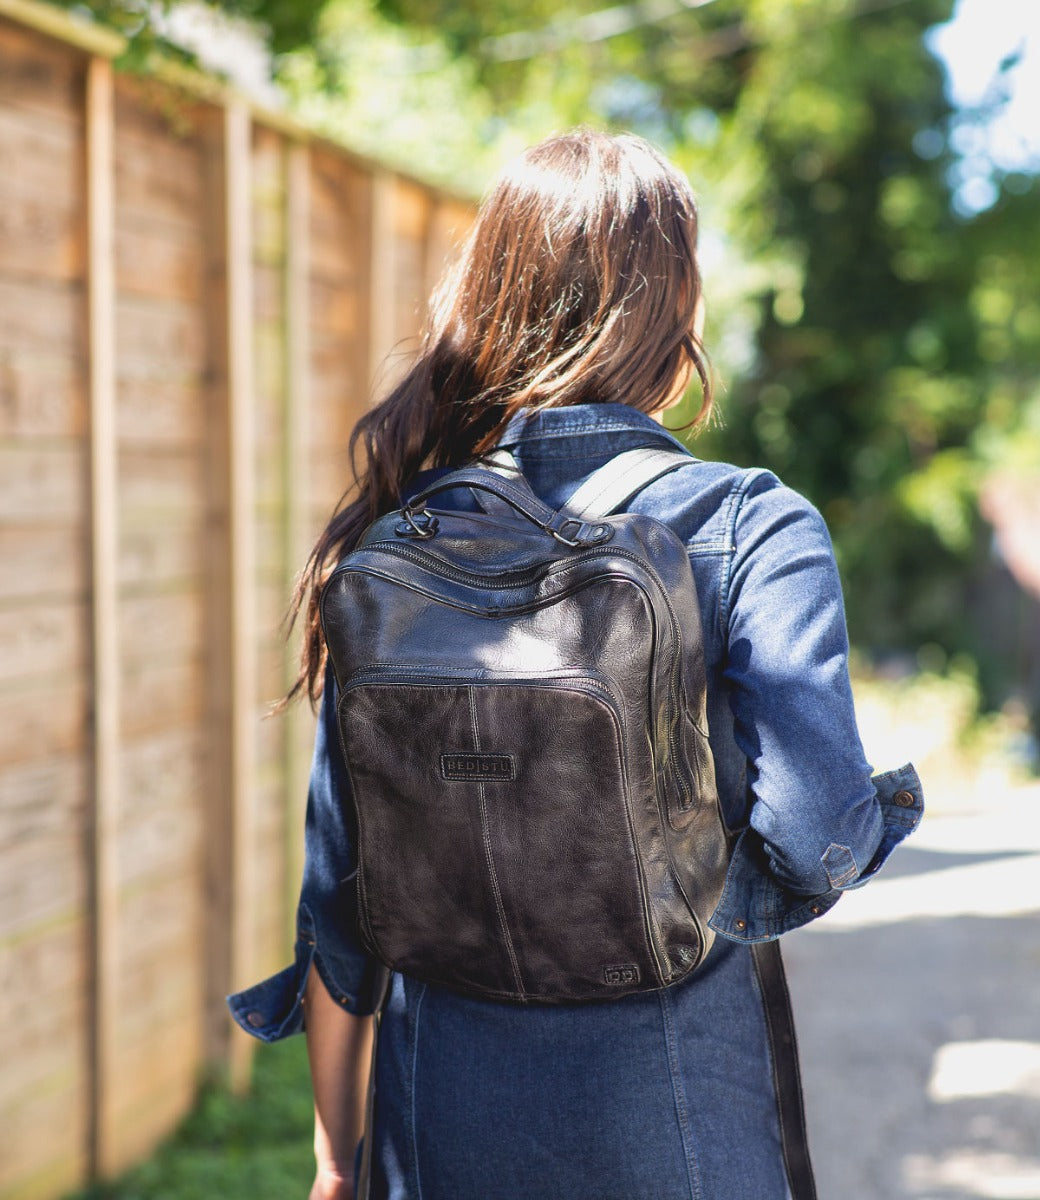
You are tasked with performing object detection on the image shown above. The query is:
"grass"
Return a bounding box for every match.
[65,1037,316,1199]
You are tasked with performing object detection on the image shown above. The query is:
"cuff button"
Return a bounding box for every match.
[893,790,915,807]
[246,1011,265,1029]
[809,904,822,915]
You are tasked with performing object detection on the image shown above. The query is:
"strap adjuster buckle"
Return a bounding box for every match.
[395,508,439,539]
[548,517,615,548]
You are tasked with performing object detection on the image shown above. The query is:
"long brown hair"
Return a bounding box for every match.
[278,128,714,712]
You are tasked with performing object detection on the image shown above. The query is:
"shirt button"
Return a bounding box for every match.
[809,904,821,915]
[735,919,747,931]
[246,1011,265,1029]
[893,790,915,808]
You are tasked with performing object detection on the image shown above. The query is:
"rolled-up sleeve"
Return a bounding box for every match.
[226,661,379,1040]
[708,470,924,942]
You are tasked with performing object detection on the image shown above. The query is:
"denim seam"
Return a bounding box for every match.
[410,982,428,1200]
[658,987,702,1200]
[882,810,922,830]
[518,447,606,462]
[500,417,691,447]
[311,948,358,1012]
[871,763,917,786]
[515,439,677,461]
[765,865,782,938]
[719,468,776,635]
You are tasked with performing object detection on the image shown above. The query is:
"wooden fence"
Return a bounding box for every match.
[0,4,472,1196]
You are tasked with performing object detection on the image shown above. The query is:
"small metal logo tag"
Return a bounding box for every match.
[441,753,516,782]
[603,964,640,986]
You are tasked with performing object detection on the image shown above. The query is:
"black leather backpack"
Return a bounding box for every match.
[319,447,732,1004]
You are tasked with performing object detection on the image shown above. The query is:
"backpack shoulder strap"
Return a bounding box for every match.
[485,448,520,474]
[564,446,693,519]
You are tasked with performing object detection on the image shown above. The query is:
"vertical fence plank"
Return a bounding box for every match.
[369,169,397,393]
[224,99,258,1094]
[423,197,445,303]
[199,105,234,1073]
[85,53,120,1180]
[425,199,471,304]
[282,140,312,949]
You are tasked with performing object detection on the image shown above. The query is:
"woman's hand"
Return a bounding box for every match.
[309,1163,354,1200]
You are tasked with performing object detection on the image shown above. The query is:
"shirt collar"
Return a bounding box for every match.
[496,402,691,454]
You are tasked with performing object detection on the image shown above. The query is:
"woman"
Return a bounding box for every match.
[228,128,923,1200]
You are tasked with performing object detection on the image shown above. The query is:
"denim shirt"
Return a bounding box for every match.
[227,402,923,1040]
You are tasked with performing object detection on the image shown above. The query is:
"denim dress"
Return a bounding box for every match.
[228,403,923,1200]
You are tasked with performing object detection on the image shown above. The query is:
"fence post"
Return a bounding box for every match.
[222,98,259,1096]
[85,52,120,1179]
[283,140,311,950]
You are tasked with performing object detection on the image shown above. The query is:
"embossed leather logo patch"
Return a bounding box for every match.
[440,753,516,782]
[603,964,640,986]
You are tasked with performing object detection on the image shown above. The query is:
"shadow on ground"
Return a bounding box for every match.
[783,800,1040,1200]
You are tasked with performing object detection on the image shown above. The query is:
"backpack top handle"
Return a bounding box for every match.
[403,467,615,548]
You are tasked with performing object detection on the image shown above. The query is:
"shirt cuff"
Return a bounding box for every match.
[708,762,924,942]
[225,903,380,1042]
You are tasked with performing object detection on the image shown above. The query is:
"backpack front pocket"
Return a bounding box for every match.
[338,672,661,1002]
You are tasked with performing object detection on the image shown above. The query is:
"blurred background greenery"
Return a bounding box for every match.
[56,0,1038,760]
[64,1037,315,1200]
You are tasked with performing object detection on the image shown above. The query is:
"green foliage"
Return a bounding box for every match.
[63,1040,314,1199]
[276,0,504,193]
[47,0,186,70]
[684,2,988,653]
[50,0,323,61]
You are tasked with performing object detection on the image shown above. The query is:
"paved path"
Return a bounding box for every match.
[782,787,1040,1200]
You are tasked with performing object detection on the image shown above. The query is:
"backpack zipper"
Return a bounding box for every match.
[340,664,626,720]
